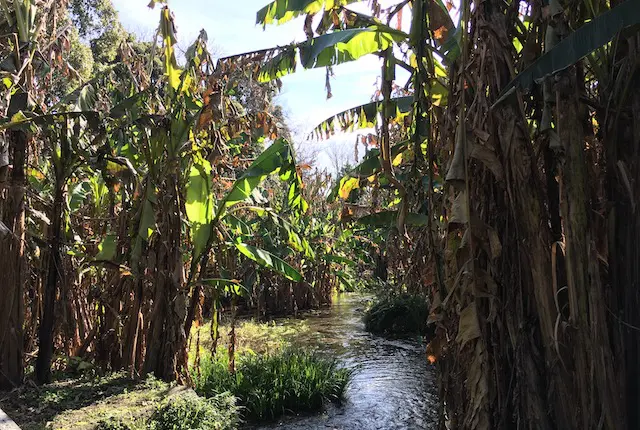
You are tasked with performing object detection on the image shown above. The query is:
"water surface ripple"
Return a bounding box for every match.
[254,294,438,430]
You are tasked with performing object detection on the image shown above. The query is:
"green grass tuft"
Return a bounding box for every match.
[192,349,351,422]
[364,293,429,336]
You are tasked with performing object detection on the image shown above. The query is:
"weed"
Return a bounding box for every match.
[95,418,140,430]
[149,391,239,430]
[192,349,351,422]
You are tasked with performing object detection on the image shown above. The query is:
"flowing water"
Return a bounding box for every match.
[255,293,439,430]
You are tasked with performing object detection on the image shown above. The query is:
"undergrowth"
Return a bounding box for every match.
[192,349,351,422]
[364,293,429,336]
[149,392,239,430]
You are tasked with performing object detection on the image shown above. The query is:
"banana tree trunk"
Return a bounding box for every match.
[0,130,27,390]
[143,173,187,381]
[35,173,65,384]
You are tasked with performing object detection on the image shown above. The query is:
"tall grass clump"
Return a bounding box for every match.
[149,392,239,430]
[193,350,351,421]
[364,293,429,336]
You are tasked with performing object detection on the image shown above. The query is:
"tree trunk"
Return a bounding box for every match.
[0,130,27,390]
[36,176,65,384]
[143,174,187,381]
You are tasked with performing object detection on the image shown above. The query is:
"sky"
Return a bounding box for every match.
[110,0,391,172]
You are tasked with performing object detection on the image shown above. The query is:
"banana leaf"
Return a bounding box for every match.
[257,0,365,26]
[495,0,640,105]
[235,243,303,282]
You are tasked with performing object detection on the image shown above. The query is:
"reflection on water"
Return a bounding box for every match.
[253,293,439,430]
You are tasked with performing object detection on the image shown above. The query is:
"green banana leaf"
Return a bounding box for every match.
[215,138,305,220]
[186,158,214,259]
[195,278,249,296]
[255,26,407,82]
[235,243,303,282]
[235,206,315,258]
[495,0,640,105]
[257,0,365,26]
[95,233,118,261]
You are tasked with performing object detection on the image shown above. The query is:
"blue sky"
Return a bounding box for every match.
[111,0,389,171]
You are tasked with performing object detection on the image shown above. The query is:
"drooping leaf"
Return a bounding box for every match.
[186,158,213,260]
[235,206,315,258]
[495,0,640,105]
[75,84,96,111]
[257,26,407,82]
[96,233,118,261]
[335,269,354,290]
[235,243,303,282]
[311,96,412,139]
[215,138,306,220]
[257,0,365,26]
[356,210,429,227]
[225,214,252,236]
[159,6,182,91]
[131,188,156,268]
[456,302,480,348]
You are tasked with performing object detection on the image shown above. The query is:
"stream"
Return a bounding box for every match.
[255,293,439,430]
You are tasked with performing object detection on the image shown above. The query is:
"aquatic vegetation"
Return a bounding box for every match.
[193,349,351,421]
[364,294,429,336]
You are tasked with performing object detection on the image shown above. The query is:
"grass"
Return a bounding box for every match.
[0,373,239,430]
[1,317,346,429]
[2,312,346,429]
[148,391,238,430]
[364,293,429,336]
[192,349,351,422]
[188,317,313,365]
[0,373,172,430]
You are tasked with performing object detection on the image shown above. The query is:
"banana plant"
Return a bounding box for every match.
[248,0,455,235]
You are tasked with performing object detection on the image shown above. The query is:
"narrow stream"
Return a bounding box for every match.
[255,293,439,430]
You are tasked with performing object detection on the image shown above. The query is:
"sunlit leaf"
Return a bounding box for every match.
[186,158,213,260]
[257,26,407,82]
[159,6,182,91]
[311,96,412,138]
[338,176,359,200]
[257,0,364,26]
